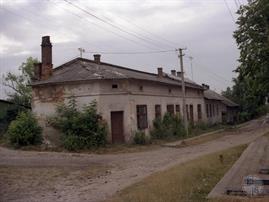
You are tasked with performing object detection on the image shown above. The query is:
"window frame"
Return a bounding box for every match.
[136,105,148,130]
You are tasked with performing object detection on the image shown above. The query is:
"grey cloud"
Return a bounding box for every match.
[0,0,242,99]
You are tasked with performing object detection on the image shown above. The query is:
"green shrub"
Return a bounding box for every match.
[255,105,269,117]
[7,111,42,147]
[150,113,185,139]
[194,122,209,130]
[133,131,150,145]
[49,98,107,151]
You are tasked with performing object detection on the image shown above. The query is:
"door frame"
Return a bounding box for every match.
[110,111,124,143]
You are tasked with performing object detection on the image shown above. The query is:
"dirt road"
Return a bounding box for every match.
[1,118,269,202]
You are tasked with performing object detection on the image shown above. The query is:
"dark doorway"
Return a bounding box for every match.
[111,111,124,143]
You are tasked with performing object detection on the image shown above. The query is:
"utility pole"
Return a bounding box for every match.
[78,48,85,58]
[177,48,189,136]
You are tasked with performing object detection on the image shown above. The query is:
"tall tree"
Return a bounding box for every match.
[232,0,269,116]
[3,57,38,107]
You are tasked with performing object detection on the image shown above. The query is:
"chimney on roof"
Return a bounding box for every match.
[177,71,183,77]
[171,70,176,76]
[202,83,210,90]
[93,54,101,64]
[40,36,53,80]
[157,67,163,78]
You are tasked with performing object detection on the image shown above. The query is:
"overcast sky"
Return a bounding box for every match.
[0,0,246,99]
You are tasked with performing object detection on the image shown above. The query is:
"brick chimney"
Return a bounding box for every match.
[177,71,183,77]
[93,54,101,64]
[171,70,176,76]
[41,36,53,80]
[157,67,163,78]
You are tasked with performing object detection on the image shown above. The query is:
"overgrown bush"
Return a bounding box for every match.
[133,131,150,145]
[255,105,269,117]
[0,105,24,136]
[150,113,185,139]
[49,98,107,151]
[7,111,42,147]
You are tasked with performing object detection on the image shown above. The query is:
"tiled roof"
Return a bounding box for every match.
[204,89,239,107]
[32,58,203,89]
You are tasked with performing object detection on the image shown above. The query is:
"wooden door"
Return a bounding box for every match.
[111,111,124,143]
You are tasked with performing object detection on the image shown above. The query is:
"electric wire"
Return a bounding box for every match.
[223,0,236,23]
[63,0,168,50]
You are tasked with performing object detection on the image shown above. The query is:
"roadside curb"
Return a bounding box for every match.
[162,128,225,147]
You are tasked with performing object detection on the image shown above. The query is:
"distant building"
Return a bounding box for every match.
[203,84,239,124]
[31,36,238,144]
[0,99,14,120]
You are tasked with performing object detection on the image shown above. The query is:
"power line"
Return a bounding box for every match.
[63,0,168,50]
[82,2,181,49]
[48,0,156,50]
[85,49,175,55]
[234,0,239,9]
[223,0,236,23]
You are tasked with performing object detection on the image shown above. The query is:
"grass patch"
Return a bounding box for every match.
[109,144,247,202]
[177,131,225,148]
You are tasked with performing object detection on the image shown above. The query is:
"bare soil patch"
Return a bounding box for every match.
[0,118,269,202]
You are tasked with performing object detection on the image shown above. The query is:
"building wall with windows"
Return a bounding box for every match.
[204,99,224,124]
[33,79,206,143]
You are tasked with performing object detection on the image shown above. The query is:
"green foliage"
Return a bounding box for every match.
[227,0,269,119]
[3,57,38,107]
[255,105,269,117]
[150,113,185,139]
[7,111,42,147]
[133,131,150,145]
[50,98,107,151]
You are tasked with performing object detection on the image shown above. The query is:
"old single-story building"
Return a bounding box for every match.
[31,36,238,144]
[203,84,239,124]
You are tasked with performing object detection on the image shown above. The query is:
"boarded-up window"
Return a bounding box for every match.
[137,105,148,129]
[206,104,209,118]
[176,104,180,114]
[167,104,174,114]
[197,104,202,120]
[155,105,161,118]
[186,104,189,120]
[190,104,194,123]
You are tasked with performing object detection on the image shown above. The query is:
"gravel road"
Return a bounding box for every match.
[1,118,269,202]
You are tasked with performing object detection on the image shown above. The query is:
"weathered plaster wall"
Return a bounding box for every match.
[32,79,206,143]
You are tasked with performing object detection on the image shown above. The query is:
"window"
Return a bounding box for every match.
[176,104,180,114]
[168,88,172,93]
[112,84,118,89]
[197,104,202,120]
[186,104,189,120]
[167,104,174,114]
[206,104,209,118]
[189,104,194,123]
[216,104,219,116]
[155,105,161,118]
[209,104,212,117]
[136,105,148,129]
[212,104,215,117]
[139,85,143,91]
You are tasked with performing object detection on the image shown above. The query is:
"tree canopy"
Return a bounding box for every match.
[223,0,269,119]
[3,57,38,107]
